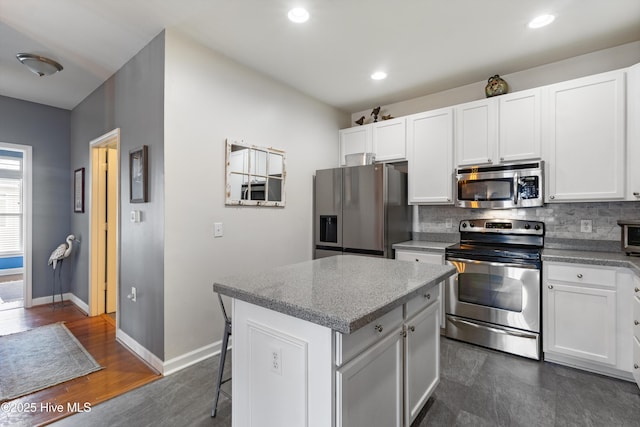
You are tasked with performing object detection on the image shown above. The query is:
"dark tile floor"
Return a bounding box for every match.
[56,338,640,426]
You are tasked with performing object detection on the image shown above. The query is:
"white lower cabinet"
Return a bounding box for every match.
[404,300,439,425]
[335,289,440,426]
[336,330,403,427]
[633,278,640,386]
[543,262,638,383]
[395,249,445,328]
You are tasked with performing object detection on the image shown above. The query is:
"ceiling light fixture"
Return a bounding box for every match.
[528,14,555,29]
[287,7,310,23]
[16,53,63,77]
[371,71,387,80]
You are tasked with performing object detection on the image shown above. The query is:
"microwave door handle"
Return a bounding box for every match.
[513,173,519,205]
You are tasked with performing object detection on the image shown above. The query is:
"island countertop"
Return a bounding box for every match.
[213,255,455,334]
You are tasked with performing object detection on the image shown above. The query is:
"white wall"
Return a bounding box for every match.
[163,29,349,360]
[351,41,640,123]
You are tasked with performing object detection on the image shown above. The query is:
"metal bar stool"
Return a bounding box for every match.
[212,292,232,417]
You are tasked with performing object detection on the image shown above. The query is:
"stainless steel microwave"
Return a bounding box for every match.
[617,220,640,255]
[455,161,544,209]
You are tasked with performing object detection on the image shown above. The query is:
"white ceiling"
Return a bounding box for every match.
[1,0,639,112]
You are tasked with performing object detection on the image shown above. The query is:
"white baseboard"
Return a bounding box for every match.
[116,328,165,374]
[0,268,23,276]
[32,292,88,312]
[163,338,231,376]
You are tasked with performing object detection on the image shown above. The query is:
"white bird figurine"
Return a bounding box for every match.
[48,234,77,270]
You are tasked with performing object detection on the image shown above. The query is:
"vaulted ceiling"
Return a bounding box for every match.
[1,0,639,112]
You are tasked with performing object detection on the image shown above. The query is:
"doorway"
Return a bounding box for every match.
[89,129,119,318]
[0,142,31,311]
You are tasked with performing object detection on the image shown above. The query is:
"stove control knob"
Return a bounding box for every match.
[524,224,530,230]
[462,222,467,228]
[469,222,475,228]
[534,224,541,230]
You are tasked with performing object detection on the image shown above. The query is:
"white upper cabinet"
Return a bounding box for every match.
[498,88,542,163]
[339,125,372,166]
[455,89,542,167]
[406,108,454,204]
[627,63,640,200]
[455,98,498,166]
[544,70,626,202]
[372,117,406,162]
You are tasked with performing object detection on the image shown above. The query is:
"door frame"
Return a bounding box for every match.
[88,129,120,317]
[0,142,32,307]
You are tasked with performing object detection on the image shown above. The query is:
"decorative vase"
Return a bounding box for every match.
[485,75,508,97]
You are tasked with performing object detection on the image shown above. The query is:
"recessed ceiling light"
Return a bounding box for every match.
[288,7,309,23]
[528,14,555,29]
[371,71,387,80]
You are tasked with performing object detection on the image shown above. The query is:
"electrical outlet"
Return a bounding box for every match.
[445,218,453,229]
[270,346,282,375]
[580,219,593,233]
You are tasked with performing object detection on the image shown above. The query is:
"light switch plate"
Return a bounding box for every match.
[214,222,224,237]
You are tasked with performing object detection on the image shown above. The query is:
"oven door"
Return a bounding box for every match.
[446,257,540,333]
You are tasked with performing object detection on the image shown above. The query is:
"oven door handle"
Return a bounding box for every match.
[446,257,539,269]
[513,172,519,205]
[448,317,538,339]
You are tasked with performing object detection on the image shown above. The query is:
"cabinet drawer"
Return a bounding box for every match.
[396,250,443,264]
[634,336,640,385]
[546,264,616,288]
[406,285,439,320]
[335,305,402,367]
[634,296,640,341]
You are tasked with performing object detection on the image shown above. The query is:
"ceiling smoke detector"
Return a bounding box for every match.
[16,53,63,76]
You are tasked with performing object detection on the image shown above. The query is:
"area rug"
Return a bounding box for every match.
[0,322,103,401]
[0,280,22,303]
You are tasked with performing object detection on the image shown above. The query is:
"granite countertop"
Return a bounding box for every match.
[213,255,456,334]
[392,240,453,253]
[542,249,640,276]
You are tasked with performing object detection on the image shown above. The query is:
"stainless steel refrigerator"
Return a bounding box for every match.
[313,163,411,259]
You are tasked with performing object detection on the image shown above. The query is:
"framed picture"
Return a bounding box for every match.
[74,168,85,213]
[129,145,148,203]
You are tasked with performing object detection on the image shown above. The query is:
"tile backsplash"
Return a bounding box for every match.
[415,201,640,242]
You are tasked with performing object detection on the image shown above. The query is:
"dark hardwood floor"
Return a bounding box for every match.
[0,303,160,426]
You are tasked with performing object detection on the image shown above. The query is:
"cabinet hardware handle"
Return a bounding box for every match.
[548,285,553,289]
[425,294,431,300]
[635,364,639,370]
[550,195,555,200]
[401,330,407,337]
[487,159,492,163]
[634,192,640,196]
[500,157,504,161]
[415,258,419,262]
[577,274,583,279]
[635,287,640,293]
[408,326,415,333]
[447,198,451,202]
[374,324,383,333]
[635,320,639,326]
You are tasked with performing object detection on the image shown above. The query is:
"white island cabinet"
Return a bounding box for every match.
[214,255,455,427]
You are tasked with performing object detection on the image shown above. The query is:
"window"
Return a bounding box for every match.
[0,154,22,255]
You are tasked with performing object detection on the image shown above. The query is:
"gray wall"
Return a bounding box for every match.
[0,96,71,298]
[69,32,165,358]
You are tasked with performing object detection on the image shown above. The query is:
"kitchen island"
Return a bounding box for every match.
[213,255,456,427]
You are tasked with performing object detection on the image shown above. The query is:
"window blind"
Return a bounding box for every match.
[0,175,22,255]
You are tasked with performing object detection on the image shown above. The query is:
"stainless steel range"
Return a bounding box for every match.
[444,219,544,360]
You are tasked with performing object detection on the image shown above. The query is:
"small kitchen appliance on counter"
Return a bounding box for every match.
[617,219,640,255]
[445,219,545,360]
[313,163,411,259]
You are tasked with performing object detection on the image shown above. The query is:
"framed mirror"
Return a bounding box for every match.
[225,139,286,206]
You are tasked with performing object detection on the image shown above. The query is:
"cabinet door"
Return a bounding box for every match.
[627,63,640,200]
[339,125,372,166]
[498,88,541,162]
[407,108,454,204]
[336,330,403,427]
[373,117,406,162]
[404,301,440,426]
[544,70,625,202]
[544,282,617,365]
[455,98,498,166]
